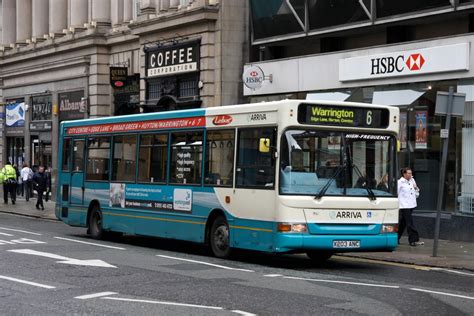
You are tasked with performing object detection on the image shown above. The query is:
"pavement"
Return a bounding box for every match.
[1,197,473,272]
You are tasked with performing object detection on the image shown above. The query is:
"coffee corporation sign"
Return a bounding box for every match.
[146,40,200,78]
[339,43,469,81]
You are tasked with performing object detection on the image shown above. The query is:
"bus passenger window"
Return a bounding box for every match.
[62,139,71,171]
[86,137,111,181]
[170,131,203,185]
[138,134,168,183]
[236,127,276,189]
[112,135,137,182]
[73,140,85,172]
[205,130,235,186]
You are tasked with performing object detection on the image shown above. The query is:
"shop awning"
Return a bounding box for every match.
[372,89,425,106]
[306,92,351,102]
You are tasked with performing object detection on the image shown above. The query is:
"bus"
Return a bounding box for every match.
[56,100,399,262]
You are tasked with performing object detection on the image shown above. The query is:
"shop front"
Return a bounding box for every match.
[244,35,474,213]
[144,39,202,112]
[4,99,26,166]
[30,95,53,169]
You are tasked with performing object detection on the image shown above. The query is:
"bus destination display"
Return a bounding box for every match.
[298,103,389,128]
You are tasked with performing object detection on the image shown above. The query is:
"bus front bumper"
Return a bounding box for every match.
[273,233,398,253]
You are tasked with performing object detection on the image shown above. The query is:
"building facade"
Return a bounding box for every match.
[0,0,248,197]
[244,0,474,214]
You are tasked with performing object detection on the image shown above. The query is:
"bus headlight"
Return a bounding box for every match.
[381,224,398,233]
[277,223,308,233]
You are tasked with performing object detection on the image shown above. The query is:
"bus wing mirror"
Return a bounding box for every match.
[397,140,401,152]
[259,138,270,153]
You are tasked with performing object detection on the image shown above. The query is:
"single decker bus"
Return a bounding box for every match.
[56,100,399,263]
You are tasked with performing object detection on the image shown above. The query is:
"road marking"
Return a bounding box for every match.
[54,237,126,250]
[157,255,255,272]
[264,274,282,277]
[0,275,56,289]
[0,227,42,236]
[8,249,117,268]
[75,292,118,300]
[0,232,14,236]
[102,297,224,310]
[283,276,400,288]
[429,268,474,277]
[410,288,474,300]
[231,310,257,316]
[334,255,431,271]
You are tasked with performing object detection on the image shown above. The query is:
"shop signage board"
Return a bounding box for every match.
[5,102,25,127]
[243,66,265,90]
[110,67,128,87]
[32,95,52,121]
[339,43,469,81]
[146,40,200,78]
[59,91,86,121]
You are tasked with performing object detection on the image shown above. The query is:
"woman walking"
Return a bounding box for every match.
[398,167,424,246]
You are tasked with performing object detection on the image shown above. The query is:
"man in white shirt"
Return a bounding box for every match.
[20,163,34,202]
[397,167,424,246]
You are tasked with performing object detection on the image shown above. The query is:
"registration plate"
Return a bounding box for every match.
[333,240,360,248]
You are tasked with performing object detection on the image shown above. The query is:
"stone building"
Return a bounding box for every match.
[0,0,248,196]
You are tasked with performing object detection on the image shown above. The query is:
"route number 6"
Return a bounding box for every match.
[366,110,373,126]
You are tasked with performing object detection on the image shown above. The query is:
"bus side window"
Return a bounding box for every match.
[138,134,168,183]
[86,137,111,181]
[205,130,235,186]
[73,140,85,172]
[112,135,137,182]
[236,127,276,189]
[62,139,71,172]
[170,131,204,185]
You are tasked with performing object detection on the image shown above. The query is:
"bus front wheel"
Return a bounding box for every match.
[306,251,333,264]
[89,206,104,240]
[210,216,231,258]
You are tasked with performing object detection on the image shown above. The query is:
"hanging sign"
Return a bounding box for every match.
[110,67,128,87]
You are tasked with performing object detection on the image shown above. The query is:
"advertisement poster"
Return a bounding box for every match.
[415,111,427,149]
[399,112,407,149]
[6,102,25,127]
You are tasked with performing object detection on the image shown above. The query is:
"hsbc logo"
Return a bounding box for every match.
[371,53,425,75]
[406,53,425,71]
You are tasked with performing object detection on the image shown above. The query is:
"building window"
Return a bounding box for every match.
[205,130,235,186]
[147,74,199,101]
[376,0,450,18]
[112,135,137,182]
[133,0,141,20]
[170,131,203,185]
[86,137,111,181]
[308,0,370,30]
[138,134,168,183]
[236,127,276,189]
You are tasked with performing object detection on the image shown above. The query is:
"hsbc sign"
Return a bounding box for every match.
[370,53,425,75]
[339,43,469,81]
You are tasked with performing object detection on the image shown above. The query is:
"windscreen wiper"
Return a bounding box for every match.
[351,164,377,201]
[314,164,345,200]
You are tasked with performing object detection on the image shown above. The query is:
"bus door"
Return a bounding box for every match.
[70,139,85,206]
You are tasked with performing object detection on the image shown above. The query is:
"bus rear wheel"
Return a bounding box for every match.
[306,251,333,264]
[210,216,231,258]
[89,205,104,240]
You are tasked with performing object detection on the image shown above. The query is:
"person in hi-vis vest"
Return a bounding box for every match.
[1,161,18,204]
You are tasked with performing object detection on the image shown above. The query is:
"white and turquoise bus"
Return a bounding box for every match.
[56,100,399,262]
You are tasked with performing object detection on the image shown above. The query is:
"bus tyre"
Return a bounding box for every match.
[306,251,333,264]
[89,206,104,240]
[210,216,231,258]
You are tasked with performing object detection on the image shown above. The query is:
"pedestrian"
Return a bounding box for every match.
[20,163,34,202]
[1,161,18,204]
[398,167,424,246]
[32,165,48,210]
